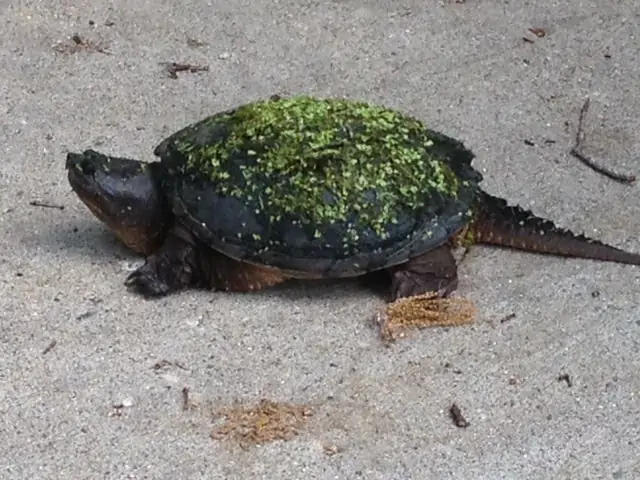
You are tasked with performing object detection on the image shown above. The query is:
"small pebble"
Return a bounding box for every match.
[121,259,144,272]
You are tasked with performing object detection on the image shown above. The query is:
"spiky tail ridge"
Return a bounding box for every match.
[468,192,640,266]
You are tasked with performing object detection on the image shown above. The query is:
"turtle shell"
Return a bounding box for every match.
[153,96,482,278]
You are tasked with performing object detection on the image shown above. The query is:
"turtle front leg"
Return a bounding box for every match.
[125,224,201,297]
[125,224,288,297]
[386,244,459,301]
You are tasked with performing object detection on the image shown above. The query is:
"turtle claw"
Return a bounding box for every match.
[125,263,170,298]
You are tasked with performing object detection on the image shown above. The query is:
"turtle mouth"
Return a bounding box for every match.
[67,154,110,219]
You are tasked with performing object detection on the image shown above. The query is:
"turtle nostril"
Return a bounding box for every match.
[80,159,96,175]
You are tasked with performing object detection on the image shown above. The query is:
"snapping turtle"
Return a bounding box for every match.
[66,95,640,300]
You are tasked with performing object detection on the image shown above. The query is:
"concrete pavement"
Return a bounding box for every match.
[1,1,638,478]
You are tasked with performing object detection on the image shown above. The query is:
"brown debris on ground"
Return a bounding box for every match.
[211,399,313,447]
[160,62,210,79]
[449,403,471,428]
[377,292,476,342]
[52,33,112,55]
[528,27,546,38]
[523,27,547,43]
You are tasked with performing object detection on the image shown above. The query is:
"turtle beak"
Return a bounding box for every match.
[66,151,106,201]
[65,152,82,170]
[66,150,101,176]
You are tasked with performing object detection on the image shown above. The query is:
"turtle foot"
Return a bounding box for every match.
[387,245,459,301]
[125,263,171,298]
[123,225,199,298]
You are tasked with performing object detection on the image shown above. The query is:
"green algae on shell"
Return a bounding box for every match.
[152,95,483,276]
[158,96,467,236]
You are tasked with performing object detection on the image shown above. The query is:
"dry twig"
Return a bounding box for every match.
[161,62,209,79]
[42,340,57,355]
[29,200,64,210]
[570,99,636,184]
[449,403,470,428]
[53,34,112,55]
[182,387,191,411]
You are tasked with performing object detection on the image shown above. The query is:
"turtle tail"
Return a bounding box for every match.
[466,192,640,265]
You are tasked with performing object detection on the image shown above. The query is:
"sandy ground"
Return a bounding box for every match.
[1,1,639,478]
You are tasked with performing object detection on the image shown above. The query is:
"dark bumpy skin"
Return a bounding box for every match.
[66,95,640,300]
[65,151,170,255]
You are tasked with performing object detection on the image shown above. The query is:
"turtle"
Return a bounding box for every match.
[65,95,640,302]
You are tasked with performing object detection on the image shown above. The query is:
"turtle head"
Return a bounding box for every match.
[66,149,171,255]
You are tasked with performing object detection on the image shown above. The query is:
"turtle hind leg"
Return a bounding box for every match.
[125,225,200,297]
[386,244,459,301]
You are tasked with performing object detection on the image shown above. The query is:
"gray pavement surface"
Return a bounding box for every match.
[1,1,639,478]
